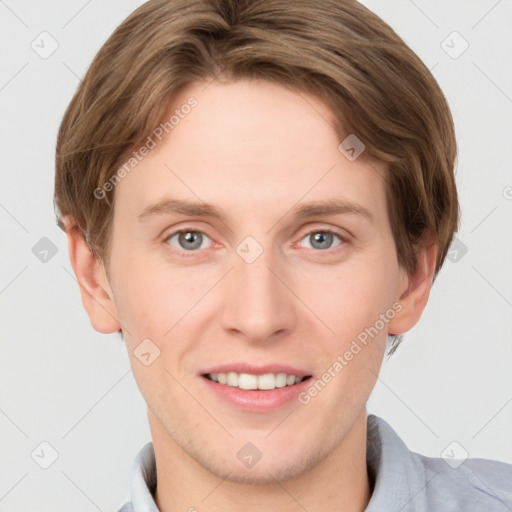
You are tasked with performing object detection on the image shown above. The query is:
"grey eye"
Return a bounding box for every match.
[167,231,211,251]
[300,231,342,250]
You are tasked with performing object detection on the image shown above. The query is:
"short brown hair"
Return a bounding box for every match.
[54,0,459,275]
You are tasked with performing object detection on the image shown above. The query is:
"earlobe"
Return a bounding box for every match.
[387,244,438,335]
[64,220,121,334]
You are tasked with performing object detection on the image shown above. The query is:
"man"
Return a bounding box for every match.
[54,0,512,510]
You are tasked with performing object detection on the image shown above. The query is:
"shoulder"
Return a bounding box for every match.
[116,504,134,512]
[366,414,512,511]
[414,449,512,510]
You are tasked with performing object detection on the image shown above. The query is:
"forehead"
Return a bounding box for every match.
[113,79,388,229]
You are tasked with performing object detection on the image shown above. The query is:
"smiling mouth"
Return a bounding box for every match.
[202,372,312,391]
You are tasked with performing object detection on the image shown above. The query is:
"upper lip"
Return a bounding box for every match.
[200,363,311,378]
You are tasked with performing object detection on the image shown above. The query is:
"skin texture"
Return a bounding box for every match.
[65,79,437,512]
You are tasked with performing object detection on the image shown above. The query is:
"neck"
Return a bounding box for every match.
[150,410,371,512]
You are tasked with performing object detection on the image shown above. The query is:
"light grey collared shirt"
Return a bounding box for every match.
[117,414,512,511]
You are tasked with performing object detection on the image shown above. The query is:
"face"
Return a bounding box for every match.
[104,79,408,483]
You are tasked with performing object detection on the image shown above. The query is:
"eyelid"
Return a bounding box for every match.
[295,227,347,250]
[161,223,214,242]
[297,221,351,240]
[161,224,350,255]
[163,227,217,254]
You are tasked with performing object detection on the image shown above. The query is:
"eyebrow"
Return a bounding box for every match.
[138,198,222,222]
[291,200,374,222]
[138,197,374,224]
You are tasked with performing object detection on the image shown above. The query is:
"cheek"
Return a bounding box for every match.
[112,254,220,344]
[109,255,168,341]
[306,261,398,341]
[302,265,393,408]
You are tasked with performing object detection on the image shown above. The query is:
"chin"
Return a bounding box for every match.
[197,445,325,485]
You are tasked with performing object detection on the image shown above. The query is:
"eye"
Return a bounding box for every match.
[299,230,343,250]
[165,230,213,251]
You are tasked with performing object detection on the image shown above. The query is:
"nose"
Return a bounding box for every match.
[220,249,298,345]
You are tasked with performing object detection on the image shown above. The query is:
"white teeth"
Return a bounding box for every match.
[239,373,258,390]
[227,371,238,386]
[258,373,276,390]
[275,372,287,388]
[207,371,306,390]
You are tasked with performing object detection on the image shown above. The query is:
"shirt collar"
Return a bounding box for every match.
[124,414,423,512]
[365,414,425,511]
[129,440,158,512]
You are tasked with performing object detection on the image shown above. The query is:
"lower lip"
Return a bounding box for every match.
[200,375,313,413]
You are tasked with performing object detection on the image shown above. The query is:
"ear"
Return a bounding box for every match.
[388,243,438,335]
[64,217,121,334]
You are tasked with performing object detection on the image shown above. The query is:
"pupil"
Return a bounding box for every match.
[311,232,332,249]
[180,231,202,250]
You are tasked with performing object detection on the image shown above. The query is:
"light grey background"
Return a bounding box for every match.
[1,0,511,510]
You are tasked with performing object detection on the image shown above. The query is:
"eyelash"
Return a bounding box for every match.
[163,227,347,256]
[296,228,346,250]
